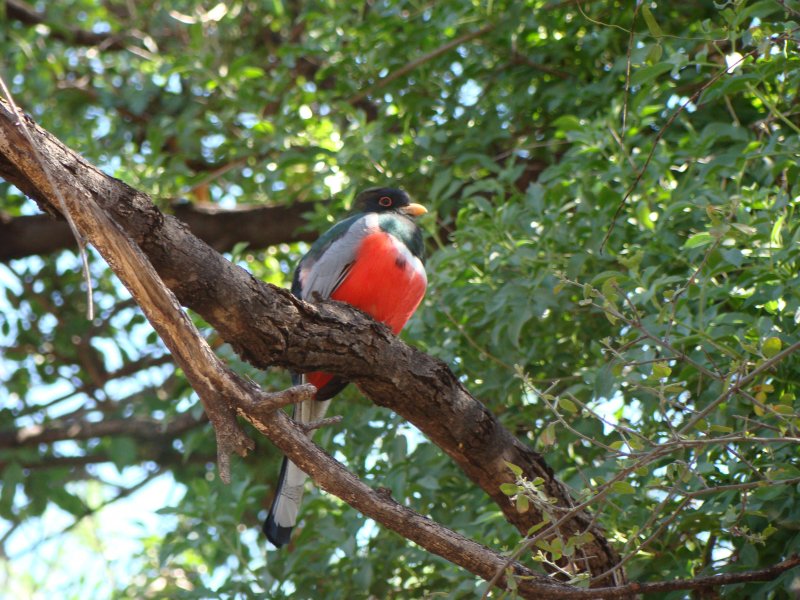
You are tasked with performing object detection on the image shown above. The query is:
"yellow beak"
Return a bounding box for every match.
[400,203,428,217]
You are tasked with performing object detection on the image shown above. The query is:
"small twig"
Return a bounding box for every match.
[618,555,800,597]
[511,53,571,80]
[299,415,343,433]
[654,476,800,500]
[252,383,318,415]
[620,2,639,137]
[536,391,620,454]
[575,0,630,33]
[778,0,800,18]
[652,435,800,450]
[0,73,94,319]
[564,392,651,449]
[678,339,800,435]
[585,295,720,381]
[483,442,671,596]
[348,23,496,105]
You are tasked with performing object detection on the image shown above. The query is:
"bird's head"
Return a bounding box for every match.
[354,187,427,218]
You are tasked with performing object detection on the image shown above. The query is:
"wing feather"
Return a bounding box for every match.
[296,214,377,300]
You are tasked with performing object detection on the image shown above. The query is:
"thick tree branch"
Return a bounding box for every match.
[0,201,317,262]
[0,449,216,473]
[613,556,800,598]
[6,0,129,50]
[0,413,206,448]
[0,97,621,582]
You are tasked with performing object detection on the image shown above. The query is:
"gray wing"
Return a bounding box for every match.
[296,213,376,300]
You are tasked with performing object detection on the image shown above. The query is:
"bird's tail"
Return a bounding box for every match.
[263,376,330,547]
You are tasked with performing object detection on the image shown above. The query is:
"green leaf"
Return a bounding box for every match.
[240,66,266,79]
[731,223,756,236]
[611,481,636,495]
[770,215,785,247]
[628,436,645,451]
[540,423,557,446]
[762,336,782,358]
[0,462,23,517]
[684,232,713,249]
[558,397,579,414]
[505,461,523,477]
[710,424,734,433]
[762,525,778,538]
[109,437,138,471]
[631,62,672,86]
[50,488,87,517]
[527,519,549,536]
[553,115,583,132]
[641,4,664,38]
[645,43,663,65]
[500,483,518,496]
[253,120,275,134]
[230,241,250,260]
[594,364,617,400]
[652,362,672,379]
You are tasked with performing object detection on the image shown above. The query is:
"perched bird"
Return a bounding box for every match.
[263,186,428,547]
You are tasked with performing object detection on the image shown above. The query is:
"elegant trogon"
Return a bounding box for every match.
[263,187,427,547]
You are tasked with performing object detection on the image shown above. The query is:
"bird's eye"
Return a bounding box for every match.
[379,196,393,207]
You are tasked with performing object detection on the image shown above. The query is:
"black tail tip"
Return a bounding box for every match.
[263,515,293,548]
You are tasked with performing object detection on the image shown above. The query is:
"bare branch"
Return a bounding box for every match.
[0,412,206,448]
[0,201,318,262]
[251,383,319,414]
[6,0,129,50]
[620,555,800,597]
[299,415,343,433]
[0,77,94,317]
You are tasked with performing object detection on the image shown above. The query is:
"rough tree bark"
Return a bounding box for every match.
[0,97,623,586]
[0,200,318,261]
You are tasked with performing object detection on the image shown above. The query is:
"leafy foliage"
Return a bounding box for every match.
[2,0,800,597]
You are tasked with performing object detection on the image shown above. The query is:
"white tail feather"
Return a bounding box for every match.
[269,377,331,531]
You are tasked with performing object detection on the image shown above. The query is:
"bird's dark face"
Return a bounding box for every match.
[355,187,427,218]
